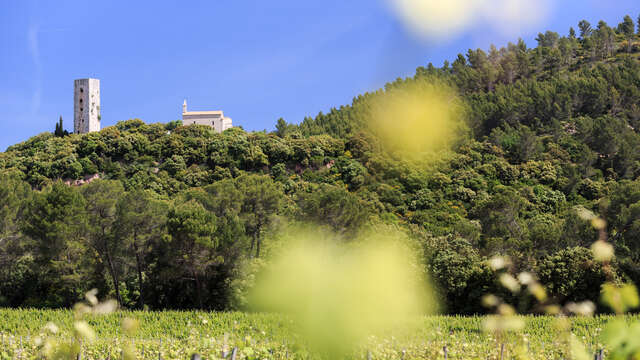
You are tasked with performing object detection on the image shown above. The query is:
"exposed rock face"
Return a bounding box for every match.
[64,173,100,186]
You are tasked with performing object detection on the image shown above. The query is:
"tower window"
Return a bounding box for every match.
[80,88,84,93]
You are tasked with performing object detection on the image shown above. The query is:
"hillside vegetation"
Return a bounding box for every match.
[1,16,640,314]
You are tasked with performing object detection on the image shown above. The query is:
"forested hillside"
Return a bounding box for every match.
[1,16,640,314]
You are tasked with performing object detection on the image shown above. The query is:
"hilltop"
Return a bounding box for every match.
[1,16,640,314]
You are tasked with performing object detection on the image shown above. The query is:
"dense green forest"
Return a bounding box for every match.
[1,16,640,314]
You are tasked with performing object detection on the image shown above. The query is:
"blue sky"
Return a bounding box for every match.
[1,1,639,151]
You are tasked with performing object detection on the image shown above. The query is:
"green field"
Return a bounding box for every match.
[0,309,637,359]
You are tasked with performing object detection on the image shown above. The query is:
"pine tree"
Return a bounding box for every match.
[275,118,289,137]
[594,21,616,59]
[569,27,576,39]
[578,20,592,39]
[619,15,635,53]
[637,14,640,34]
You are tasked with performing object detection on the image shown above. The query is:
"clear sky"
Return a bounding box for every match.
[1,1,639,151]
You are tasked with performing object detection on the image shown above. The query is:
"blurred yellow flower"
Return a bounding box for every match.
[499,273,520,293]
[591,240,614,262]
[74,321,96,341]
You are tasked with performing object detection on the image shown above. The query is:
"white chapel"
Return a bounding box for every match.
[182,100,232,133]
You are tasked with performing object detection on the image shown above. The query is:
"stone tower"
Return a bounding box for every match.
[74,78,101,134]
